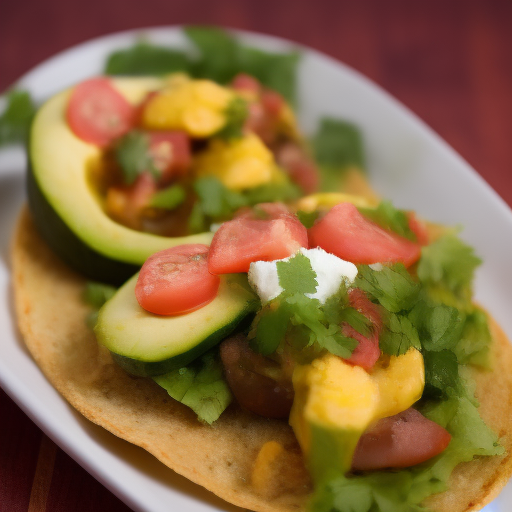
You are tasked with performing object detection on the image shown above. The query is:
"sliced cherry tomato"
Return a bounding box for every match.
[231,73,262,95]
[208,204,308,274]
[66,78,136,147]
[343,289,382,370]
[148,131,191,184]
[276,142,320,194]
[261,90,285,117]
[352,408,451,471]
[135,244,220,316]
[309,202,422,267]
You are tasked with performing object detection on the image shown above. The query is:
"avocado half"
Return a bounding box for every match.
[28,77,213,285]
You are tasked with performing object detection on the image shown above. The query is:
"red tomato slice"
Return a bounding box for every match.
[342,288,382,370]
[352,408,451,471]
[135,244,220,316]
[208,204,308,274]
[407,211,430,245]
[66,78,136,147]
[309,202,421,267]
[231,73,262,94]
[261,90,284,117]
[276,142,320,194]
[148,131,191,184]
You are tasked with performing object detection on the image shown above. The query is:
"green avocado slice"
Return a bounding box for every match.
[28,78,213,284]
[95,272,258,377]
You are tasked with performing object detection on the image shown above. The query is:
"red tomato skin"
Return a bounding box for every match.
[352,408,451,471]
[148,131,191,184]
[66,78,136,147]
[276,143,320,194]
[261,90,284,117]
[135,244,220,316]
[407,211,430,245]
[309,202,422,267]
[208,206,308,275]
[231,73,262,94]
[342,289,382,370]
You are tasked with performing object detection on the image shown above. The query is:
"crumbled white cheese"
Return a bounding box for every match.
[369,263,384,271]
[248,248,358,304]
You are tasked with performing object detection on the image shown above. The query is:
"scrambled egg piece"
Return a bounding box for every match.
[141,76,234,137]
[289,349,424,481]
[194,132,286,190]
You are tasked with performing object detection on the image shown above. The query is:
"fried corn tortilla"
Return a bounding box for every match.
[11,207,512,511]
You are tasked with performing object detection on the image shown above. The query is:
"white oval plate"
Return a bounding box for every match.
[1,26,511,512]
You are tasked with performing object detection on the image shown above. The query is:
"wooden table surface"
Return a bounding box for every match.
[0,1,511,511]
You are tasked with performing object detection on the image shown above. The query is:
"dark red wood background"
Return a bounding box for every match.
[1,0,511,511]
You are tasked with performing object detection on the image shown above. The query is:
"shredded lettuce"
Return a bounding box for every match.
[153,349,232,425]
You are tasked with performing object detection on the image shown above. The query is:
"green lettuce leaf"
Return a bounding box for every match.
[153,349,232,424]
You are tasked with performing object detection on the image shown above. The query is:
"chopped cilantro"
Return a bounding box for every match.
[417,233,481,307]
[115,130,158,185]
[149,184,186,210]
[190,176,300,232]
[359,201,416,241]
[379,312,421,356]
[153,349,232,424]
[235,45,300,104]
[185,26,239,84]
[214,96,249,140]
[105,40,190,76]
[243,180,302,204]
[312,117,365,191]
[296,209,320,228]
[354,264,420,313]
[454,308,491,367]
[0,89,36,146]
[249,255,358,359]
[276,252,317,295]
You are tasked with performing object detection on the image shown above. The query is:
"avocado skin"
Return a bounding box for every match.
[27,164,140,285]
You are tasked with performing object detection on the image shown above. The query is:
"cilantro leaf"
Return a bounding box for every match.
[423,349,462,399]
[296,209,320,228]
[409,300,465,352]
[312,117,365,191]
[115,130,158,185]
[359,201,416,241]
[250,304,291,356]
[379,313,421,356]
[185,26,239,83]
[215,96,248,140]
[193,176,247,218]
[354,264,420,313]
[417,234,481,306]
[454,308,491,367]
[105,40,190,76]
[153,349,232,424]
[236,46,300,104]
[276,252,317,295]
[0,89,36,146]
[149,185,186,210]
